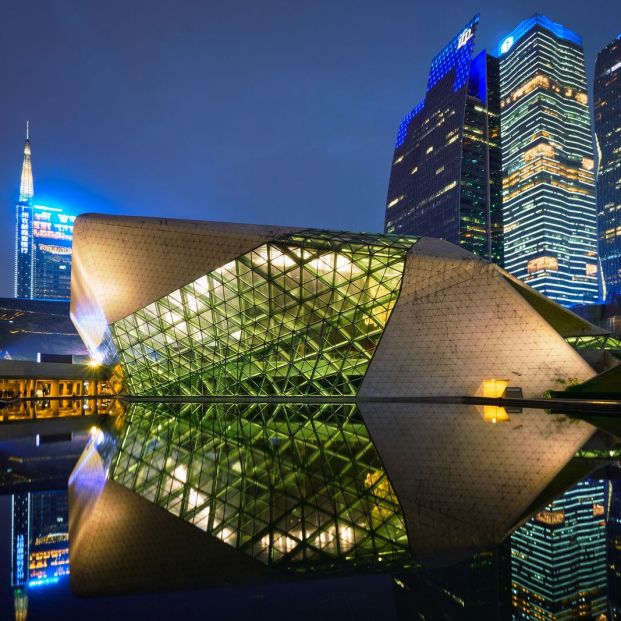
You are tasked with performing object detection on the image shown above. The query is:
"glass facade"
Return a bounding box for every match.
[111,401,410,571]
[594,35,621,301]
[111,230,417,397]
[385,15,502,262]
[511,479,608,620]
[497,15,599,307]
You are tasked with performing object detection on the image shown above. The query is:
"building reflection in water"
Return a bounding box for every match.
[11,490,70,589]
[1,397,121,423]
[4,400,621,620]
[511,479,608,619]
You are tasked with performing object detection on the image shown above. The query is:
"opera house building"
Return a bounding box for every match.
[67,214,614,594]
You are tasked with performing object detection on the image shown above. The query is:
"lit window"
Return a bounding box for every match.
[528,256,558,273]
[387,195,405,209]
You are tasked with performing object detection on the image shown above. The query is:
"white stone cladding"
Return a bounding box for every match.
[359,237,599,399]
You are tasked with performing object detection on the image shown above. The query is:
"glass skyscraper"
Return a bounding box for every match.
[384,15,503,262]
[496,15,599,307]
[14,125,75,302]
[511,478,608,620]
[594,34,621,302]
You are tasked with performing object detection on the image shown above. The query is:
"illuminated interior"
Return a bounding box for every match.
[110,230,417,397]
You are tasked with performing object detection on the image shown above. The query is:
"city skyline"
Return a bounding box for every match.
[1,1,620,298]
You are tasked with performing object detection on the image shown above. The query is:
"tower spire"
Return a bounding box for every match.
[19,121,34,203]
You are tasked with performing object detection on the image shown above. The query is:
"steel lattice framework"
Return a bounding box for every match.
[110,230,417,397]
[111,402,410,570]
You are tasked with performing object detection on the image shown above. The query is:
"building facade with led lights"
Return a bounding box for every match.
[14,126,75,301]
[66,214,614,593]
[384,15,503,263]
[594,35,621,302]
[496,15,599,307]
[511,479,608,620]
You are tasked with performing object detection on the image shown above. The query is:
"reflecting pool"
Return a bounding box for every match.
[1,399,620,620]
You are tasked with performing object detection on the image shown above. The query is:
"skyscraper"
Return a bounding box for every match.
[14,125,75,301]
[15,124,35,299]
[594,34,621,302]
[497,15,599,307]
[384,15,503,262]
[511,479,608,620]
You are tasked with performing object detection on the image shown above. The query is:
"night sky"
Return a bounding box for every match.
[0,1,620,297]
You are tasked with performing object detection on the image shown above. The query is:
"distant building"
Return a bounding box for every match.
[384,15,503,262]
[496,15,599,307]
[594,34,621,302]
[511,479,608,619]
[14,124,75,301]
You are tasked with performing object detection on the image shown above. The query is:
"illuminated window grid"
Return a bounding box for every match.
[111,402,410,571]
[111,230,417,397]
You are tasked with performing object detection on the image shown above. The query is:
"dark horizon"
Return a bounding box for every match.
[1,0,620,297]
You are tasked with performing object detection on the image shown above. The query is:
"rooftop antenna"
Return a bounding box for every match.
[26,120,29,141]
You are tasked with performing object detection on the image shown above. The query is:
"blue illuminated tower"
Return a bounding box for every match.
[385,15,503,262]
[511,479,608,619]
[15,123,34,299]
[13,124,75,301]
[496,16,599,307]
[594,34,621,301]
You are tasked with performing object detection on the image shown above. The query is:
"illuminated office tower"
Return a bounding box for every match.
[14,125,75,301]
[594,35,621,301]
[385,15,503,262]
[497,15,598,307]
[511,479,607,620]
[30,205,75,301]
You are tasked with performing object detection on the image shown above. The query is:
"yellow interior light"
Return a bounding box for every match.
[481,379,510,423]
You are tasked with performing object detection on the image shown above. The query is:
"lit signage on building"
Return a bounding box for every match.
[500,36,514,54]
[457,27,474,49]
